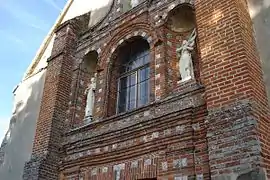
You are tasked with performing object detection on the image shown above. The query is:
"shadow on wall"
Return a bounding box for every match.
[0,70,46,180]
[248,0,270,101]
[236,169,266,180]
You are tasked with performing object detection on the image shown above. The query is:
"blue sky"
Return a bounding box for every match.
[0,0,67,142]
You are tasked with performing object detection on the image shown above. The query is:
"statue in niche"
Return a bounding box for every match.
[84,73,97,118]
[130,0,139,8]
[176,28,197,82]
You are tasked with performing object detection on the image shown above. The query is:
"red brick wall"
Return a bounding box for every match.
[237,0,270,176]
[96,14,154,118]
[61,0,269,179]
[24,0,270,179]
[61,99,208,180]
[107,53,120,117]
[32,23,77,155]
[163,27,201,94]
[196,0,270,177]
[23,21,81,180]
[195,0,268,109]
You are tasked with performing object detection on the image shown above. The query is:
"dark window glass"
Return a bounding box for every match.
[138,80,149,107]
[117,40,150,113]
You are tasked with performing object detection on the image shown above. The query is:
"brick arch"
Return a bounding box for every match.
[164,2,195,22]
[77,46,102,66]
[153,1,195,27]
[108,32,152,60]
[98,23,153,68]
[81,50,99,73]
[85,46,102,57]
[97,24,154,117]
[161,1,202,89]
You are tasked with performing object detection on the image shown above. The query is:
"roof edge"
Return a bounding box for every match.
[23,0,74,80]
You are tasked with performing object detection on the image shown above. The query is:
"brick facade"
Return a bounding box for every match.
[23,0,270,180]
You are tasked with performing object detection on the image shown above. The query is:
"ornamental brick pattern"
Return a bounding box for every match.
[22,18,86,180]
[23,0,270,180]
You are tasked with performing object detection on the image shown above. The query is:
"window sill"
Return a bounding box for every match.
[68,81,205,134]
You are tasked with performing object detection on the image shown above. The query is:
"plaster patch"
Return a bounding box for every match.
[162,162,168,171]
[176,125,185,134]
[104,146,109,152]
[144,111,150,116]
[131,161,138,168]
[164,129,171,136]
[147,36,152,43]
[144,159,152,166]
[113,163,125,171]
[141,32,147,37]
[169,4,176,10]
[152,132,159,139]
[175,176,188,180]
[143,135,148,142]
[112,144,117,149]
[102,167,108,173]
[95,148,100,153]
[118,39,124,45]
[91,168,97,176]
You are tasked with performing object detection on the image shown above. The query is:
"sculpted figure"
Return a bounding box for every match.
[85,73,97,118]
[176,28,197,82]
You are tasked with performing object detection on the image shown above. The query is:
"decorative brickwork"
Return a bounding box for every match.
[195,0,270,178]
[207,101,263,178]
[22,19,84,180]
[62,85,208,179]
[23,0,270,179]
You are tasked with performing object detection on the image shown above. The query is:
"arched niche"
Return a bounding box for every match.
[167,4,196,33]
[164,4,201,89]
[82,50,98,74]
[107,36,151,117]
[79,50,98,123]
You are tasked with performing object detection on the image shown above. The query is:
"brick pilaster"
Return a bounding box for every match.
[196,0,269,178]
[22,21,80,180]
[153,30,167,101]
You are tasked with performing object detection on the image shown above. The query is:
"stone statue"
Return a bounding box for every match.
[176,28,197,82]
[84,73,97,118]
[130,0,139,8]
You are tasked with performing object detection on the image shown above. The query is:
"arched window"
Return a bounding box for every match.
[117,39,150,113]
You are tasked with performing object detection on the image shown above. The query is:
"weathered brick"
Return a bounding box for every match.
[23,0,270,179]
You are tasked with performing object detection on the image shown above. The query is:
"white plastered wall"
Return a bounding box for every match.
[0,70,46,180]
[247,0,270,102]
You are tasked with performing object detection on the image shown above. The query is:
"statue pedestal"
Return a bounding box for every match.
[177,78,195,86]
[84,116,93,124]
[174,78,201,95]
[177,77,192,84]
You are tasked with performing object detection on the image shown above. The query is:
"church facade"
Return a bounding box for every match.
[1,0,270,180]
